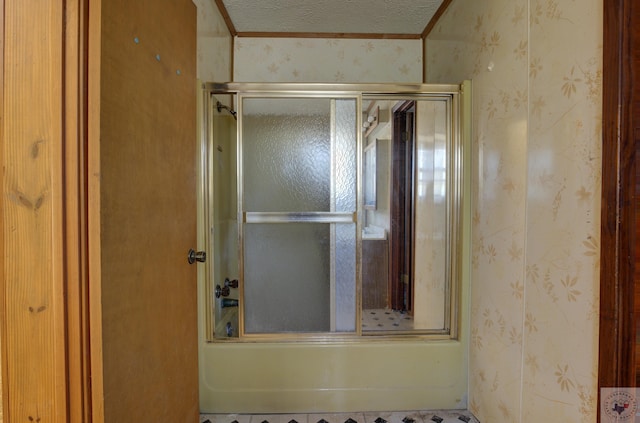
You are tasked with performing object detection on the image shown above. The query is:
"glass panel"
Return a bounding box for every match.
[210,95,240,339]
[244,223,356,333]
[332,99,357,331]
[243,98,332,213]
[332,99,357,213]
[361,97,453,333]
[413,99,448,330]
[241,96,357,334]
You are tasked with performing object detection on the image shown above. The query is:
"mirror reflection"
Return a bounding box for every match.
[361,97,451,332]
[205,86,461,340]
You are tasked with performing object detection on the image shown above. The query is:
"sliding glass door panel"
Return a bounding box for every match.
[241,96,358,334]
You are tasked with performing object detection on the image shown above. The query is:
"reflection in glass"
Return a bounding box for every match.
[361,98,453,333]
[413,100,448,330]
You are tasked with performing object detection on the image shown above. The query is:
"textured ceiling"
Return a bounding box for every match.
[219,0,445,36]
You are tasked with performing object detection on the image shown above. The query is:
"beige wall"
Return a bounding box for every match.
[233,38,422,83]
[193,0,232,82]
[426,0,602,421]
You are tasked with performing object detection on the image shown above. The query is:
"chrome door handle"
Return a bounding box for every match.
[215,284,230,298]
[188,249,206,264]
[224,278,238,288]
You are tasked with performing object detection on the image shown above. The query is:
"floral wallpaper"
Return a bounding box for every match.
[234,38,422,83]
[427,0,602,422]
[193,0,232,82]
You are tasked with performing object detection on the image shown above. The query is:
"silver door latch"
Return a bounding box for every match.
[188,249,206,264]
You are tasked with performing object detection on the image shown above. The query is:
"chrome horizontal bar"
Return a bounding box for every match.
[244,212,356,224]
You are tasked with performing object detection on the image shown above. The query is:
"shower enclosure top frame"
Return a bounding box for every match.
[204,82,462,96]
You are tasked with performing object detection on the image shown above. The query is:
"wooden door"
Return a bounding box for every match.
[633,0,640,387]
[88,0,198,421]
[1,1,69,421]
[600,0,640,394]
[390,102,415,311]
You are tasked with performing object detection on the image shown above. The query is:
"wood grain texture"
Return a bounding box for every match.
[87,0,105,420]
[390,103,415,311]
[633,0,640,387]
[599,0,637,394]
[214,0,237,36]
[421,0,453,38]
[389,110,405,310]
[88,0,198,421]
[1,0,68,421]
[636,129,640,387]
[65,0,92,420]
[0,1,4,420]
[362,239,389,309]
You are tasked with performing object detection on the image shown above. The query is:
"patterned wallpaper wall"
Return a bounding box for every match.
[193,0,232,82]
[234,38,422,83]
[426,0,602,422]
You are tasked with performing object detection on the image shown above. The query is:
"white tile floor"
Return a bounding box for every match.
[361,308,414,331]
[200,410,479,423]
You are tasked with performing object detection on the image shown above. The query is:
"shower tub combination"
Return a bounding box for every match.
[197,82,472,414]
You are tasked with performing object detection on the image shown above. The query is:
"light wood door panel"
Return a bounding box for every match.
[1,1,68,421]
[88,0,198,421]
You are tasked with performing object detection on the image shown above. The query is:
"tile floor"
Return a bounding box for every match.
[200,410,479,423]
[361,309,414,331]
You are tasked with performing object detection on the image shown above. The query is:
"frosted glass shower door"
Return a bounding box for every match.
[240,97,357,334]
